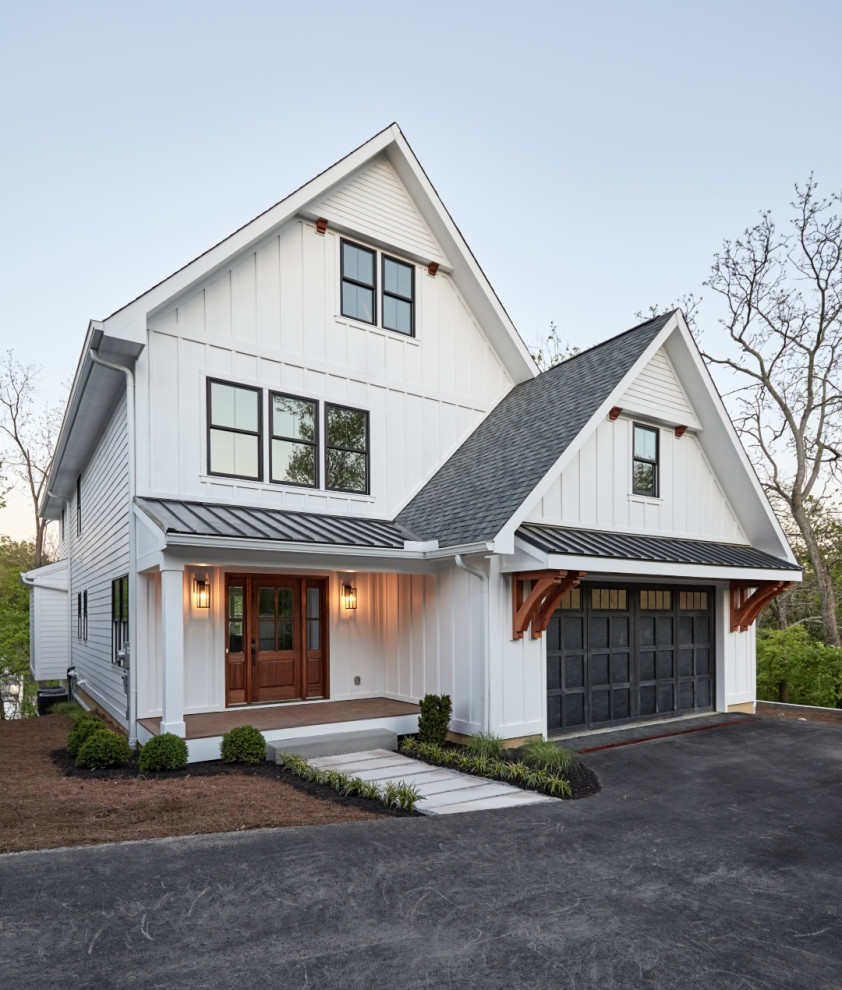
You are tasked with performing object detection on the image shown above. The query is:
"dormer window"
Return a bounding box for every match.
[633,424,659,497]
[341,238,415,337]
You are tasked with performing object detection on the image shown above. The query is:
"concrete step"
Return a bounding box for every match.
[266,729,398,762]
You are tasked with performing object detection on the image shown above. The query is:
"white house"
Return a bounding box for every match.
[25,124,800,761]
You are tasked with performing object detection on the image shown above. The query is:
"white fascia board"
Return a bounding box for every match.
[544,553,800,584]
[164,532,424,559]
[423,541,495,560]
[492,313,680,551]
[662,317,796,563]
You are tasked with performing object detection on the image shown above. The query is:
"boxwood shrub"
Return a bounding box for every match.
[66,711,109,757]
[139,733,189,772]
[75,728,133,769]
[220,724,266,764]
[417,694,452,746]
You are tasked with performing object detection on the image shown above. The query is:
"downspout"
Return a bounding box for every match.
[455,554,490,733]
[89,347,138,748]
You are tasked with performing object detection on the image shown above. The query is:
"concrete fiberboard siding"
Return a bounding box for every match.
[141,217,512,519]
[69,394,130,724]
[618,347,701,428]
[526,416,747,545]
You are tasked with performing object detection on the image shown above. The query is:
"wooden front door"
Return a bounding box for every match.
[225,575,328,706]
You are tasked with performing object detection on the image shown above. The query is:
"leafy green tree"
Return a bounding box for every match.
[0,537,38,718]
[756,625,842,707]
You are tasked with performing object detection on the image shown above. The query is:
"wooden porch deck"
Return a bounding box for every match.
[138,698,420,740]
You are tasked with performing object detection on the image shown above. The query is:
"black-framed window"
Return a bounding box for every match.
[76,476,82,535]
[633,424,659,497]
[112,576,129,665]
[207,379,262,480]
[382,255,414,335]
[77,592,82,639]
[60,509,65,541]
[341,240,376,325]
[270,392,318,488]
[326,403,369,494]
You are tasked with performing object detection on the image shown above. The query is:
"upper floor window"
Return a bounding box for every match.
[270,393,318,488]
[341,241,376,325]
[207,379,262,480]
[341,238,415,337]
[76,476,82,535]
[632,424,659,497]
[382,255,414,335]
[326,403,369,494]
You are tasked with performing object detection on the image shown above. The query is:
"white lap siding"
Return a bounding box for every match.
[70,394,130,724]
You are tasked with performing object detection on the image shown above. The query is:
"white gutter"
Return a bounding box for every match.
[19,574,68,593]
[455,554,490,733]
[89,347,138,748]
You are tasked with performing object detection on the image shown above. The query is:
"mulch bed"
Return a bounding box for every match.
[756,701,842,725]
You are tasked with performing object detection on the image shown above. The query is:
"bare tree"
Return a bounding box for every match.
[702,177,842,647]
[0,352,63,568]
[530,321,580,371]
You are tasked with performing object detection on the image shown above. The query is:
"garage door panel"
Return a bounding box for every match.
[548,583,715,732]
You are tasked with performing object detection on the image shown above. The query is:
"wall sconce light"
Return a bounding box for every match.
[342,583,357,610]
[193,576,211,609]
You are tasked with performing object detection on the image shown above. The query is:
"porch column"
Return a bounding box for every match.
[160,564,186,737]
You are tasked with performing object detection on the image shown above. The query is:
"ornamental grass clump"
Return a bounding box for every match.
[521,738,580,776]
[138,733,189,773]
[75,728,133,770]
[66,711,109,757]
[467,731,503,759]
[220,725,266,764]
[277,752,421,813]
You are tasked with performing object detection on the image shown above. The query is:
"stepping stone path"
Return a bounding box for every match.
[308,749,559,815]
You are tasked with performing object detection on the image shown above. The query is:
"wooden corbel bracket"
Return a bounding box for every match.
[730,580,794,632]
[513,570,586,640]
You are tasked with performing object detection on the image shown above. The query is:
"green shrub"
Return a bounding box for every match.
[467,731,503,759]
[522,738,580,775]
[417,694,452,745]
[75,728,133,769]
[756,626,842,707]
[138,733,189,773]
[49,701,85,719]
[67,712,109,756]
[220,724,266,764]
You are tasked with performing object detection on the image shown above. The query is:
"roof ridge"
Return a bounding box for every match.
[541,309,677,375]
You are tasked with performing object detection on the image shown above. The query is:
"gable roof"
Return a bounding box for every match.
[100,123,537,384]
[397,312,674,547]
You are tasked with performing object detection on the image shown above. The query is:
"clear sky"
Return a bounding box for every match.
[1,0,840,540]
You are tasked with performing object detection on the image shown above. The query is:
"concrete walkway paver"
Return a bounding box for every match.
[308,748,558,814]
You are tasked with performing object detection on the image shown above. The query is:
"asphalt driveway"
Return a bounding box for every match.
[2,717,841,989]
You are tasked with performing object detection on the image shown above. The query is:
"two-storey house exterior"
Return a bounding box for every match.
[26,124,800,761]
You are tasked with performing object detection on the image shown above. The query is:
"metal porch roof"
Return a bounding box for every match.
[516,523,801,572]
[136,498,413,549]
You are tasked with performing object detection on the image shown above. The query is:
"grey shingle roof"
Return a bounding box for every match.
[517,523,800,571]
[397,312,674,547]
[136,497,412,548]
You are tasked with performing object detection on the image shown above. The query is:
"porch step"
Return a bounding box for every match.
[265,728,398,761]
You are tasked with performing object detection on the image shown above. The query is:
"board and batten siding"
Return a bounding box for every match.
[140,216,513,518]
[314,156,447,265]
[618,347,701,428]
[526,416,747,544]
[69,394,130,725]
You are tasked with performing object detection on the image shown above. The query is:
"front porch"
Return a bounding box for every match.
[138,697,421,763]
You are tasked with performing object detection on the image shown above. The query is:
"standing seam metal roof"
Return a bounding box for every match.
[517,523,801,571]
[397,313,674,547]
[136,498,413,548]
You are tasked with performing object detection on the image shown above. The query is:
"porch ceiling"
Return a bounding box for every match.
[139,698,420,740]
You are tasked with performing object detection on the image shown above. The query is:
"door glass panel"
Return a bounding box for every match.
[228,621,243,654]
[229,586,244,618]
[278,588,294,619]
[559,588,581,610]
[307,587,320,619]
[307,619,320,651]
[259,620,275,651]
[592,588,627,610]
[259,588,276,617]
[278,620,293,651]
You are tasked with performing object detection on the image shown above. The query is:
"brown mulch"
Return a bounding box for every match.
[0,714,391,854]
[756,701,842,725]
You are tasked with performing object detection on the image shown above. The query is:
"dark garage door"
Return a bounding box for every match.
[547,584,714,733]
